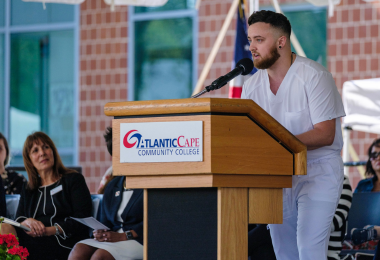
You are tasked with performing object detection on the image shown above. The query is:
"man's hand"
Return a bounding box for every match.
[21,218,46,237]
[93,230,127,243]
[296,119,336,150]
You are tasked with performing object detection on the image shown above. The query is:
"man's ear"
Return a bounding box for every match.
[277,35,287,48]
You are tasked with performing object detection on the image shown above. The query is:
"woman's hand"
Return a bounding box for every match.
[92,230,127,243]
[21,218,46,237]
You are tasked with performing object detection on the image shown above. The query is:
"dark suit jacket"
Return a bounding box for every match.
[100,176,143,245]
[16,172,92,248]
[0,177,6,217]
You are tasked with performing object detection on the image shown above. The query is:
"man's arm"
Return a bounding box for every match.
[296,119,336,150]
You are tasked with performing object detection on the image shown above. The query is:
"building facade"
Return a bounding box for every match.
[1,0,379,192]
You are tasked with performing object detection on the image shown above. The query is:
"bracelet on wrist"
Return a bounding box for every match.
[54,224,60,236]
[125,230,134,240]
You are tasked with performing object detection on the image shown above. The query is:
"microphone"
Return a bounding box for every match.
[205,58,254,92]
[191,58,254,98]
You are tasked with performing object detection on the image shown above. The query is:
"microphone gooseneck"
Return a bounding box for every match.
[191,58,254,98]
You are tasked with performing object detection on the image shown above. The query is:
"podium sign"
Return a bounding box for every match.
[120,121,203,163]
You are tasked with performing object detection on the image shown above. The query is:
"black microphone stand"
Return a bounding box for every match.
[191,58,253,98]
[191,76,226,98]
[191,89,207,98]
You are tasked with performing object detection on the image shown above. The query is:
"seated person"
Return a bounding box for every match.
[355,138,380,193]
[0,131,93,260]
[0,132,27,195]
[351,226,380,260]
[248,176,352,260]
[69,176,143,260]
[0,133,8,216]
[328,175,353,260]
[348,139,380,259]
[98,127,115,194]
[248,224,276,260]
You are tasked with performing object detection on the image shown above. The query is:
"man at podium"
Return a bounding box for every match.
[242,10,346,260]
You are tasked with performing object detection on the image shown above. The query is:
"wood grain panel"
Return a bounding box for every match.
[211,115,293,176]
[112,115,212,176]
[249,188,283,224]
[212,175,291,188]
[124,174,292,189]
[295,150,307,175]
[104,98,254,117]
[218,188,248,260]
[143,189,148,260]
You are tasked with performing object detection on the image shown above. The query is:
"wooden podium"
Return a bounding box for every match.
[104,98,306,260]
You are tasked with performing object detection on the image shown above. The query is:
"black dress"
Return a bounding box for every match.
[16,172,92,260]
[17,183,72,259]
[0,176,6,216]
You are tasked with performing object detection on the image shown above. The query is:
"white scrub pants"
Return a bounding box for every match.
[269,155,344,260]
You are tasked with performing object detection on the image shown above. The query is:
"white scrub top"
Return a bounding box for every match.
[242,55,346,161]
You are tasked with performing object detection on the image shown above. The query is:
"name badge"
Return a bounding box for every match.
[51,185,63,195]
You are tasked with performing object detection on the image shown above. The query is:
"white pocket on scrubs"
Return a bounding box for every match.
[284,108,313,136]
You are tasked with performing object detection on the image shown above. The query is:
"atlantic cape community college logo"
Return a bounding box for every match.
[120,121,203,163]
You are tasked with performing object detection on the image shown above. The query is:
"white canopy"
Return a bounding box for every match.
[342,78,380,134]
[23,0,168,10]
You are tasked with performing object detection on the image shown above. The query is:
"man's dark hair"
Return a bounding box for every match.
[248,10,291,39]
[104,126,112,156]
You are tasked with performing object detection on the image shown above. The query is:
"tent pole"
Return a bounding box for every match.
[342,127,350,176]
[192,0,240,95]
[249,0,258,13]
[349,142,366,178]
[195,0,202,10]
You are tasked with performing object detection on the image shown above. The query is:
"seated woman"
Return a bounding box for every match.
[355,138,380,193]
[350,138,380,259]
[0,131,93,260]
[97,126,114,194]
[0,133,8,215]
[0,132,27,195]
[69,176,143,260]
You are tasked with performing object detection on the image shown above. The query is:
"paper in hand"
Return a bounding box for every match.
[0,217,31,232]
[70,217,110,230]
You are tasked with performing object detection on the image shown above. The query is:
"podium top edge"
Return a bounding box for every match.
[104,98,254,117]
[104,98,307,160]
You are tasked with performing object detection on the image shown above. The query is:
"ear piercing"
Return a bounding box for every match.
[279,46,282,49]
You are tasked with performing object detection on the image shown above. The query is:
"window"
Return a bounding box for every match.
[284,6,327,67]
[129,0,198,101]
[0,0,79,166]
[0,34,4,133]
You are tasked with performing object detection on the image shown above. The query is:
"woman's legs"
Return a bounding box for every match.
[68,243,98,260]
[90,249,115,260]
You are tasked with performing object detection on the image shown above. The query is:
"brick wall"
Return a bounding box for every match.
[197,0,236,98]
[80,0,128,192]
[329,0,380,188]
[78,0,379,193]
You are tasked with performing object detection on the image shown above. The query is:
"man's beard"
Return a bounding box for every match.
[253,45,281,70]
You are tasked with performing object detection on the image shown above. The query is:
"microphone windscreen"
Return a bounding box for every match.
[236,58,254,75]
